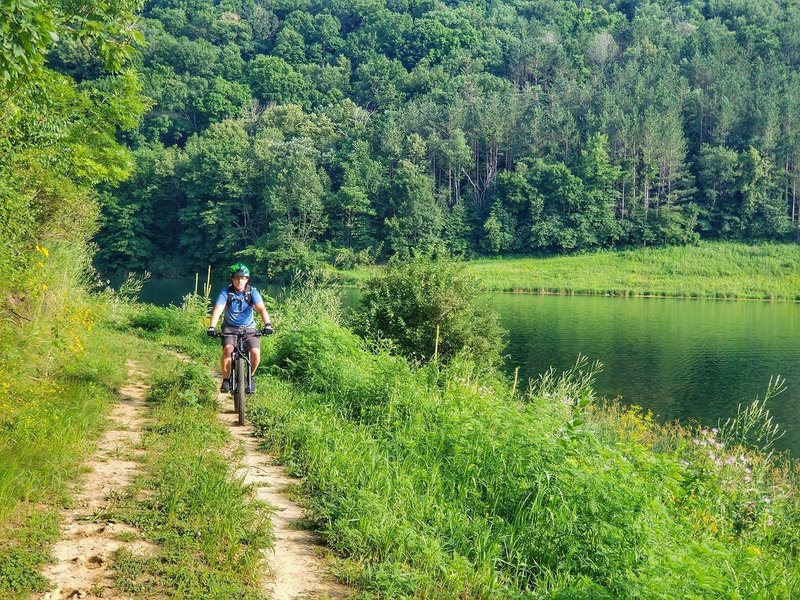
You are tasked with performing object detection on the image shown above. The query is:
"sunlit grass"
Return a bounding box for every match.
[110,345,273,598]
[467,243,800,300]
[111,285,800,597]
[247,314,800,598]
[332,242,800,300]
[0,327,140,596]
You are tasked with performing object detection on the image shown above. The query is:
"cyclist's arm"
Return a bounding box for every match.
[254,302,271,326]
[209,303,226,328]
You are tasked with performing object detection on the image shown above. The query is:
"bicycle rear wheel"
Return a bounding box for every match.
[236,356,246,425]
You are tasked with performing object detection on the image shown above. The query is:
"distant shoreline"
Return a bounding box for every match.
[332,242,800,302]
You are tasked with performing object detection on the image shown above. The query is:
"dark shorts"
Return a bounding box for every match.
[221,325,261,351]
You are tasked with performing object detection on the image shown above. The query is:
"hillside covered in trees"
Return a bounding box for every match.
[93,0,800,277]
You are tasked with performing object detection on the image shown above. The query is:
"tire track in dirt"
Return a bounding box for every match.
[217,386,352,600]
[34,361,158,600]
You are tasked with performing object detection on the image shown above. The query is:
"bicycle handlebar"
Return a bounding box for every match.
[208,327,273,338]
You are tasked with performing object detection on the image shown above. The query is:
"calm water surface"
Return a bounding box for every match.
[493,293,799,456]
[140,278,800,455]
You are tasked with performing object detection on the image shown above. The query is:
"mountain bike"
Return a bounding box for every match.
[212,328,270,425]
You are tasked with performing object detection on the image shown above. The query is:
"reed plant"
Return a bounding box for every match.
[718,376,787,460]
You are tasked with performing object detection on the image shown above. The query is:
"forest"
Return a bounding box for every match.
[86,0,800,278]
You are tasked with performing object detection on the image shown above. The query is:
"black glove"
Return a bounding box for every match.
[206,326,217,337]
[261,323,274,335]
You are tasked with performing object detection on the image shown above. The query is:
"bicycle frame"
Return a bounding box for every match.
[224,328,261,425]
[229,333,254,394]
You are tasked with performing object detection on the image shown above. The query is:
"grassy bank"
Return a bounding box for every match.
[0,326,137,596]
[15,289,798,598]
[245,311,800,598]
[334,242,800,300]
[137,282,798,597]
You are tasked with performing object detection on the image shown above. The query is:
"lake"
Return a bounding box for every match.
[139,277,800,455]
[492,293,799,455]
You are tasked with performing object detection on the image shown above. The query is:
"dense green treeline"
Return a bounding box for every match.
[92,0,800,277]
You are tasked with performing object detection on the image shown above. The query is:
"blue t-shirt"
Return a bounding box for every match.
[215,286,263,327]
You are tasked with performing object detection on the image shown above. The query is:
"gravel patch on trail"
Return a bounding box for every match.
[35,361,158,600]
[217,386,352,600]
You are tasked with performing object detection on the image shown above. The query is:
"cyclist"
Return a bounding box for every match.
[207,263,273,393]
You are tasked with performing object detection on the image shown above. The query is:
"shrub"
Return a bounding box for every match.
[127,305,197,335]
[352,256,506,365]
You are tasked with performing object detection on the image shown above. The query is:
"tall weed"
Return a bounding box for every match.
[718,376,787,459]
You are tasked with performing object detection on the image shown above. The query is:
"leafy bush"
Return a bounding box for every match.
[352,256,506,365]
[128,305,198,335]
[272,317,365,384]
[270,316,417,425]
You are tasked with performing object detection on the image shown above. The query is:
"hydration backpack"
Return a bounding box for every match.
[225,284,255,311]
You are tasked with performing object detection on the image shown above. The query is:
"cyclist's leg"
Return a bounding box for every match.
[249,347,261,375]
[244,331,262,375]
[221,344,234,379]
[219,345,234,393]
[220,326,237,380]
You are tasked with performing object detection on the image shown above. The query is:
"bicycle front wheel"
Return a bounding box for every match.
[236,356,246,426]
[232,362,239,414]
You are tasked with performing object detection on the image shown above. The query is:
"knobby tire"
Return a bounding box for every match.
[236,355,246,426]
[232,361,239,414]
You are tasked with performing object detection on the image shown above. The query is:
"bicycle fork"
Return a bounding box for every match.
[230,350,253,393]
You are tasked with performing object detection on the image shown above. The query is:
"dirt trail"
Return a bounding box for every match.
[217,388,352,600]
[35,361,158,600]
[35,356,351,600]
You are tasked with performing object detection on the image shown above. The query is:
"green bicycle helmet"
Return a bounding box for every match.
[229,263,250,277]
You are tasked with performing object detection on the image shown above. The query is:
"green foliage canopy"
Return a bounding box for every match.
[87,0,800,276]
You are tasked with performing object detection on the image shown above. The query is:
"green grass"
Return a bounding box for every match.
[0,511,60,596]
[110,295,217,360]
[110,347,273,599]
[80,289,800,597]
[332,242,800,301]
[0,295,270,599]
[0,327,141,597]
[246,314,800,598]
